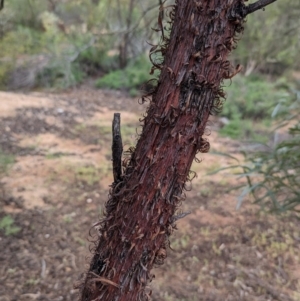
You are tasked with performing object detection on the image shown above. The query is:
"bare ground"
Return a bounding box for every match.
[0,86,299,301]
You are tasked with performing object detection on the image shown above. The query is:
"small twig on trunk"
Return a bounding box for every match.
[0,0,4,10]
[245,0,277,15]
[112,113,123,183]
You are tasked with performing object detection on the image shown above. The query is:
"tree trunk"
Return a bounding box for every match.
[79,0,275,300]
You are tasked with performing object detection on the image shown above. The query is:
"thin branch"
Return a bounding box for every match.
[99,3,159,36]
[0,0,4,10]
[68,37,96,62]
[245,0,278,15]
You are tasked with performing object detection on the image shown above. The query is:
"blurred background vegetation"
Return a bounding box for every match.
[0,0,299,212]
[0,0,299,92]
[0,0,160,91]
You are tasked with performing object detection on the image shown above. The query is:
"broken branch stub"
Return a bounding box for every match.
[112,113,123,183]
[245,0,278,16]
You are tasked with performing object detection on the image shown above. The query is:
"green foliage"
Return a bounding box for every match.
[222,76,287,120]
[95,55,157,96]
[0,0,159,90]
[219,119,268,143]
[0,12,89,89]
[3,0,48,29]
[0,150,14,175]
[222,90,300,213]
[1,0,299,91]
[219,76,290,141]
[0,27,42,87]
[0,215,21,236]
[77,46,118,74]
[233,0,300,75]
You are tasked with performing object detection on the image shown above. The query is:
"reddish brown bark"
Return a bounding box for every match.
[79,0,252,300]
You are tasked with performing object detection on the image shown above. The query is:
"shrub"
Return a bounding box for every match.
[77,47,119,75]
[219,119,270,143]
[0,215,21,236]
[0,27,42,88]
[220,90,300,213]
[0,150,14,175]
[95,55,158,96]
[219,76,291,141]
[222,75,288,120]
[0,20,90,89]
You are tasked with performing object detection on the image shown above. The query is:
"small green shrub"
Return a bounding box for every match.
[0,24,88,89]
[95,55,158,96]
[78,45,119,74]
[0,150,14,175]
[219,90,300,213]
[0,215,21,236]
[222,75,288,120]
[37,60,85,89]
[219,76,291,141]
[96,69,127,90]
[219,118,269,143]
[0,27,43,87]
